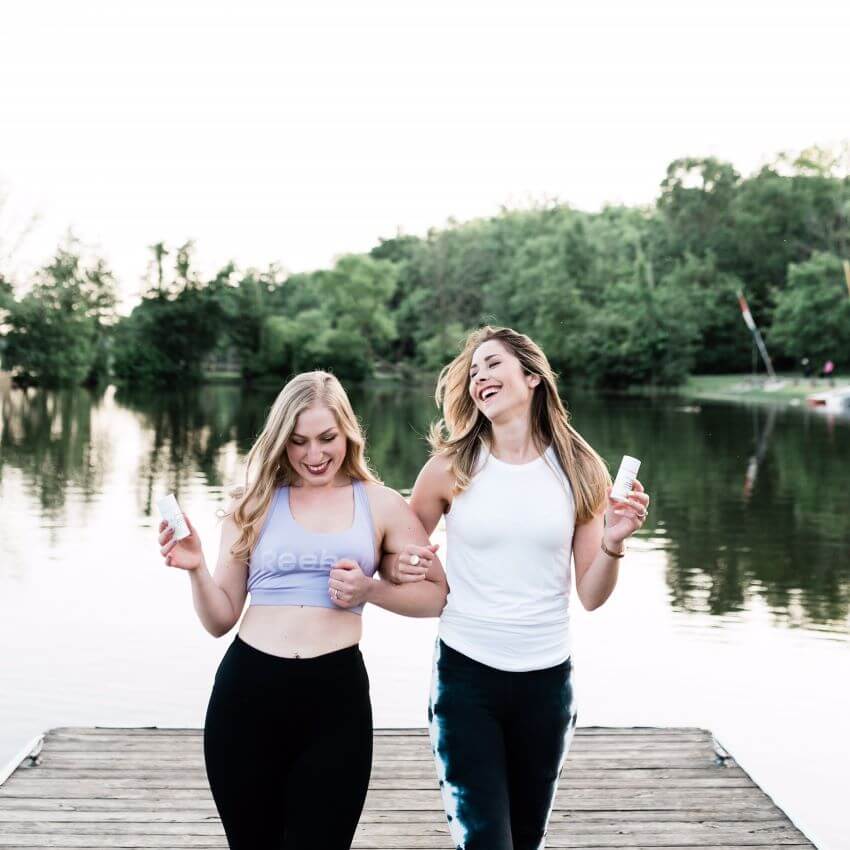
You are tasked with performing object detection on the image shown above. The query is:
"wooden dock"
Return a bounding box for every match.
[0,726,813,848]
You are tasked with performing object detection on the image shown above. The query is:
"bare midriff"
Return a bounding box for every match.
[238,604,362,659]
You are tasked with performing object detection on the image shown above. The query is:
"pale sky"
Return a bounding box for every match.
[1,0,849,312]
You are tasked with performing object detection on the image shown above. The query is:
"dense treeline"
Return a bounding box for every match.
[1,146,849,388]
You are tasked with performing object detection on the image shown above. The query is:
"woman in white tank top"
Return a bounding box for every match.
[387,326,651,850]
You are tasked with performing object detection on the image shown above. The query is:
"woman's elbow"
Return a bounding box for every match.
[577,588,604,612]
[427,581,449,617]
[207,616,238,638]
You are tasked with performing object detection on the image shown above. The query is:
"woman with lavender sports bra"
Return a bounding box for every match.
[155,371,448,849]
[247,478,378,613]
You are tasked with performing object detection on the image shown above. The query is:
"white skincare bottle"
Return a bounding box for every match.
[610,456,641,502]
[156,493,191,541]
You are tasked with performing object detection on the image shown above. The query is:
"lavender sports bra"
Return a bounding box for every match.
[247,479,378,614]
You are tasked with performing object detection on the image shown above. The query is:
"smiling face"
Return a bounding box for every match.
[285,404,348,486]
[468,338,541,422]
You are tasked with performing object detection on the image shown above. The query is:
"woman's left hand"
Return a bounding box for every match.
[329,560,373,609]
[603,479,650,545]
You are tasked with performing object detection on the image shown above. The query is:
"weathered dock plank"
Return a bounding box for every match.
[0,727,814,848]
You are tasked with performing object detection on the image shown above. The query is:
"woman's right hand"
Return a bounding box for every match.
[395,542,439,583]
[158,516,204,571]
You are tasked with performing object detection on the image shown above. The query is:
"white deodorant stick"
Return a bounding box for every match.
[610,455,641,502]
[156,493,191,541]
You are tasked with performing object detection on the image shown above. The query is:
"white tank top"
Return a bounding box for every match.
[439,443,576,672]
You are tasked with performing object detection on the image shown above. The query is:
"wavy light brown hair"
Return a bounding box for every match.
[428,326,611,524]
[225,371,381,562]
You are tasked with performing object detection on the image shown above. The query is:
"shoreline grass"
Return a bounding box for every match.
[677,373,850,405]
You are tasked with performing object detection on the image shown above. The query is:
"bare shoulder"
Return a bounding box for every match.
[362,481,408,513]
[415,453,454,496]
[424,453,453,475]
[361,482,412,540]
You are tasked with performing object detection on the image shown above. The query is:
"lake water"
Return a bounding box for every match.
[1,381,847,849]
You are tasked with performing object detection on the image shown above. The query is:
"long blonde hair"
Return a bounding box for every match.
[428,326,611,523]
[226,371,381,562]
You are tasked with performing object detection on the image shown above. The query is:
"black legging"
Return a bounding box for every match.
[203,633,373,849]
[428,638,577,850]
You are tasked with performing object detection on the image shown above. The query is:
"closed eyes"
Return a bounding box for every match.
[470,360,500,378]
[291,434,338,445]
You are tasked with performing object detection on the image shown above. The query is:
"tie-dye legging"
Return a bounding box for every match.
[428,638,577,850]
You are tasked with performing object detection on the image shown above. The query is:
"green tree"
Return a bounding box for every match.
[417,321,469,372]
[0,276,13,366]
[147,242,170,296]
[315,254,398,362]
[0,275,13,311]
[112,288,226,386]
[257,309,326,377]
[769,252,850,367]
[728,166,850,306]
[659,254,750,373]
[222,265,286,379]
[654,157,740,273]
[250,255,397,381]
[392,224,497,366]
[175,240,200,291]
[112,246,228,386]
[4,295,97,386]
[2,237,117,386]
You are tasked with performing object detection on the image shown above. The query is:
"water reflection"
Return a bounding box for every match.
[1,382,848,633]
[565,393,849,631]
[0,386,109,513]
